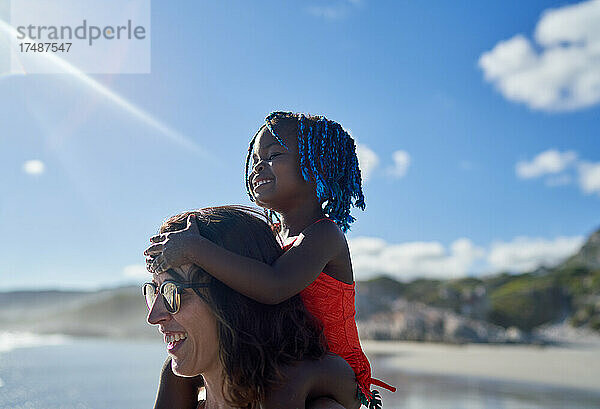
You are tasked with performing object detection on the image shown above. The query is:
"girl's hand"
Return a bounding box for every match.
[144,214,202,273]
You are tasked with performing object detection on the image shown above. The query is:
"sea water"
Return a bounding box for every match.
[1,333,600,409]
[0,334,164,409]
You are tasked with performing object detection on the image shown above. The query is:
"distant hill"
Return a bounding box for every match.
[562,228,600,271]
[356,226,600,341]
[0,286,156,338]
[2,227,598,344]
[552,227,600,331]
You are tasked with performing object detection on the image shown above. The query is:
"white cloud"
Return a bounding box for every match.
[356,145,412,181]
[22,160,45,175]
[123,264,148,279]
[479,0,600,111]
[487,236,584,272]
[388,150,411,178]
[515,149,600,197]
[350,233,586,280]
[516,150,577,179]
[578,161,600,195]
[356,144,379,181]
[545,174,572,187]
[349,236,485,281]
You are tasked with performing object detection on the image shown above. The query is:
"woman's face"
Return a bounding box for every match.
[146,264,220,377]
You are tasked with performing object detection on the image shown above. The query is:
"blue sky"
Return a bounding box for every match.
[1,0,599,290]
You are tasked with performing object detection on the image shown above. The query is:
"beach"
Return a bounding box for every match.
[1,333,600,408]
[363,338,600,392]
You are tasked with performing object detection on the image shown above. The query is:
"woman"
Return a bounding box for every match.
[144,206,360,409]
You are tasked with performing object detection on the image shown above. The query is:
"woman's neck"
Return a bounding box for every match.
[202,369,233,409]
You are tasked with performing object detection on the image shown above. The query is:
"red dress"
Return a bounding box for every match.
[283,232,395,404]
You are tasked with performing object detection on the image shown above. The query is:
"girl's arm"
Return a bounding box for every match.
[153,356,204,409]
[147,216,346,304]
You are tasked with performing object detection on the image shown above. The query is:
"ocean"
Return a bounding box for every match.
[1,333,599,409]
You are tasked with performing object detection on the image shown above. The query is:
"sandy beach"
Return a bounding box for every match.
[363,339,600,393]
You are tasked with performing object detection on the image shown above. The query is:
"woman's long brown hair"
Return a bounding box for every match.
[159,205,326,408]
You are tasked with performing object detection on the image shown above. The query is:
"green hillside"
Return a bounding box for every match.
[358,227,600,333]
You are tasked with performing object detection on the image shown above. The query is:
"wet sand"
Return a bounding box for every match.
[363,340,600,392]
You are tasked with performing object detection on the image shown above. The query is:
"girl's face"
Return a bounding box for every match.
[146,265,220,377]
[250,126,315,209]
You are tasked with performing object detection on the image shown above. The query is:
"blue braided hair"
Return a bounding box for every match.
[245,111,365,232]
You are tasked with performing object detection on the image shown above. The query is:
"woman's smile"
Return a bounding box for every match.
[164,331,187,351]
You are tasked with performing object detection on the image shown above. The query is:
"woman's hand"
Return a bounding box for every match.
[145,214,203,273]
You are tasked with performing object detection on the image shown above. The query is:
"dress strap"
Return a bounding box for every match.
[371,378,396,392]
[310,217,333,227]
[282,218,333,250]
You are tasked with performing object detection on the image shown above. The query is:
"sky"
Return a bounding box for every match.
[1,0,599,290]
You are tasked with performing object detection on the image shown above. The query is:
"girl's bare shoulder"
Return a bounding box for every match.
[265,354,359,409]
[300,220,353,283]
[295,218,348,257]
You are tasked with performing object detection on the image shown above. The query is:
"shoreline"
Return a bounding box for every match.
[3,331,599,394]
[363,339,600,393]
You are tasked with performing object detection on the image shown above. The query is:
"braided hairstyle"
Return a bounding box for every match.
[245,111,365,232]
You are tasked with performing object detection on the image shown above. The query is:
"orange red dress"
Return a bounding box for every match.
[283,230,395,407]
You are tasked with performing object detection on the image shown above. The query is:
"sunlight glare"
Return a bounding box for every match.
[0,18,208,157]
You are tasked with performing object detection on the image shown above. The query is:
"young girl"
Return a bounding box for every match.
[146,112,395,408]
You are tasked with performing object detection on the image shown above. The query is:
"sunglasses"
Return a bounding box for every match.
[142,280,210,314]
